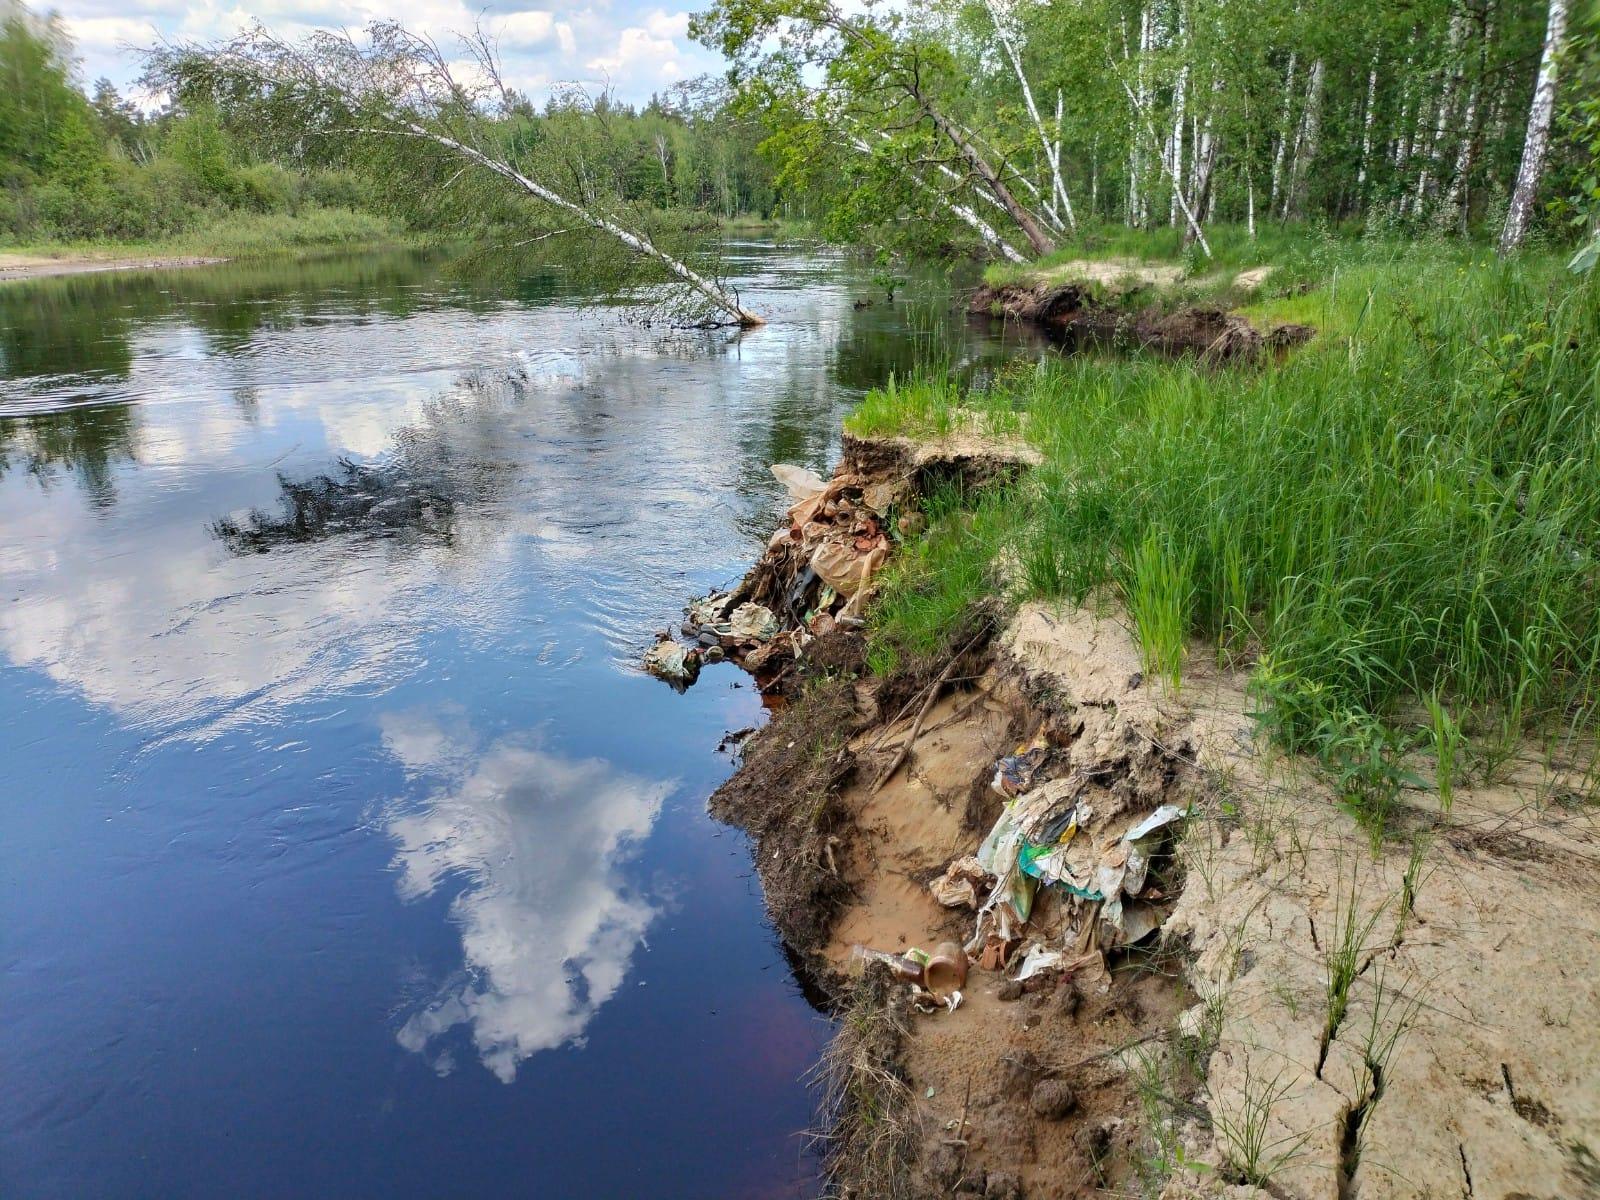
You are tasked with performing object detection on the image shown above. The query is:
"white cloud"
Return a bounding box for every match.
[644,9,689,40]
[61,16,160,56]
[51,0,720,105]
[382,715,672,1080]
[586,20,690,86]
[498,9,556,46]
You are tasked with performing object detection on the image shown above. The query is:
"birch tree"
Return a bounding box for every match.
[1283,58,1323,219]
[149,22,766,324]
[689,0,1585,260]
[1500,0,1570,252]
[983,0,1077,233]
[1269,50,1298,215]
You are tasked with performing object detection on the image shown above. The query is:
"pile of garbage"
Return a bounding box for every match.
[850,941,969,1014]
[857,735,1187,1007]
[954,736,1186,977]
[643,461,913,691]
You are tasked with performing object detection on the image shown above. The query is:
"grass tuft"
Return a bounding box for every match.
[809,966,921,1199]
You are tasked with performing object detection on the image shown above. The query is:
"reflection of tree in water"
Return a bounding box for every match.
[211,381,516,553]
[0,404,139,509]
[211,457,460,551]
[0,249,501,386]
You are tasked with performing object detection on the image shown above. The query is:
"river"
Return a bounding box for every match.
[0,241,1034,1198]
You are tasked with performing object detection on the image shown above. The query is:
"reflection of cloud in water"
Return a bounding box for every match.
[0,380,536,735]
[381,711,673,1082]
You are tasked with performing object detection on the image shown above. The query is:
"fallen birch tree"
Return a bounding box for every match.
[147,22,766,326]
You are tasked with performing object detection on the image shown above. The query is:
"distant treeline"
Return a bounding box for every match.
[0,5,780,245]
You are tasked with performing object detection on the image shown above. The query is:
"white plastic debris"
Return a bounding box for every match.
[1012,944,1066,981]
[770,463,827,502]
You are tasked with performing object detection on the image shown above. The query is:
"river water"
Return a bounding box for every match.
[0,242,1035,1198]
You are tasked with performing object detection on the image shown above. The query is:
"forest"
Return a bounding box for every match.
[699,0,1599,260]
[0,5,777,247]
[5,0,1592,273]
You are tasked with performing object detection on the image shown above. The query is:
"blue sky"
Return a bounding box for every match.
[44,0,729,106]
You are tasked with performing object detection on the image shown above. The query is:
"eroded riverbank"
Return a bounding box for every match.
[688,427,1600,1199]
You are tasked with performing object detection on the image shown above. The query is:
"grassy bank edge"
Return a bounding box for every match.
[852,240,1600,839]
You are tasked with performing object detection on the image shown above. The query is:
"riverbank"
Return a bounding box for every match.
[0,253,231,281]
[0,207,407,283]
[682,241,1600,1197]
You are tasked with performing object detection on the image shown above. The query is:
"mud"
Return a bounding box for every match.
[706,436,1207,1196]
[714,586,1210,1197]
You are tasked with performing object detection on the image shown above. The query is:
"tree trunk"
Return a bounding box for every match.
[846,133,1026,263]
[1445,84,1480,230]
[921,102,1056,255]
[1130,3,1153,227]
[1187,76,1223,243]
[985,0,1077,234]
[402,122,765,325]
[1090,130,1100,218]
[1115,67,1211,256]
[1418,17,1467,216]
[1446,4,1493,232]
[1169,56,1188,227]
[1500,0,1566,252]
[1285,58,1324,220]
[1052,90,1074,230]
[1357,63,1378,203]
[1269,50,1298,216]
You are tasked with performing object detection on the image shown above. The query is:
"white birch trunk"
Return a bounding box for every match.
[1407,89,1436,214]
[1284,58,1324,220]
[1418,17,1466,213]
[1500,0,1566,252]
[394,122,764,325]
[1169,56,1188,227]
[1190,76,1223,236]
[1115,66,1211,256]
[1132,3,1153,226]
[1269,50,1298,216]
[1357,63,1378,198]
[1052,90,1074,230]
[1444,84,1479,228]
[984,0,1077,234]
[846,134,1027,263]
[1393,59,1420,217]
[1446,4,1493,230]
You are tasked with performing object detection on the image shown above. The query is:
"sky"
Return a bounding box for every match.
[43,0,730,107]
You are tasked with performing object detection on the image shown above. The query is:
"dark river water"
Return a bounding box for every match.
[0,242,1032,1198]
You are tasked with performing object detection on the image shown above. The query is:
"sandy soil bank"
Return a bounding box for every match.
[692,436,1600,1199]
[0,252,227,282]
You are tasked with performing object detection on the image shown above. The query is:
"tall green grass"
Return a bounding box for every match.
[853,242,1600,831]
[864,486,1021,678]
